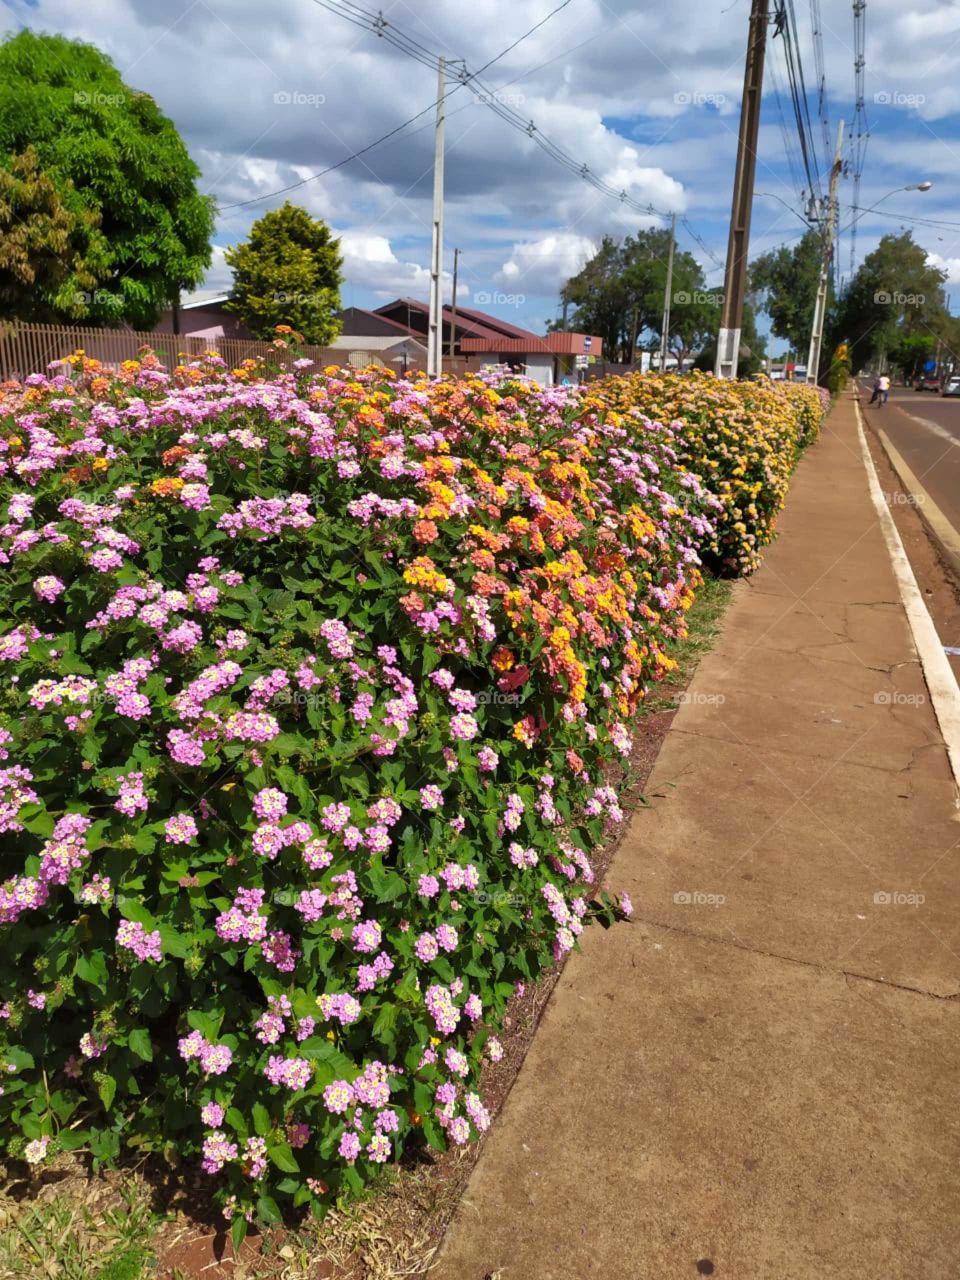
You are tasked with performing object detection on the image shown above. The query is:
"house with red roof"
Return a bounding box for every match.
[338,298,601,384]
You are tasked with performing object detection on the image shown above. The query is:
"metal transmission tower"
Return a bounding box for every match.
[716,0,771,379]
[850,0,869,275]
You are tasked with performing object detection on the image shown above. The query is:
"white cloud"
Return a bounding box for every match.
[339,233,443,296]
[926,252,960,285]
[496,234,597,294]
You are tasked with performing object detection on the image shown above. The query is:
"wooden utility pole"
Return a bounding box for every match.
[427,57,446,379]
[715,0,770,379]
[448,248,460,360]
[806,120,845,385]
[660,212,677,373]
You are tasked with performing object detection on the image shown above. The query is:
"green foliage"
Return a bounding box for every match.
[750,229,824,357]
[225,203,343,343]
[832,231,948,369]
[0,30,214,327]
[0,347,823,1225]
[597,370,824,574]
[559,228,717,364]
[887,332,935,381]
[0,147,111,321]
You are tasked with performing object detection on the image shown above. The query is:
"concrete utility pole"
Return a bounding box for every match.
[715,0,770,379]
[428,57,446,379]
[806,119,845,385]
[448,247,460,360]
[660,211,677,373]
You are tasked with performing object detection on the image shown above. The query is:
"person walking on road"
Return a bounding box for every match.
[878,373,890,406]
[869,374,881,404]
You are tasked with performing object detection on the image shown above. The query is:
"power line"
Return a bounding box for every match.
[849,205,960,233]
[310,0,670,221]
[215,1,570,211]
[808,0,831,169]
[774,0,823,214]
[311,0,731,268]
[768,47,807,207]
[216,102,440,209]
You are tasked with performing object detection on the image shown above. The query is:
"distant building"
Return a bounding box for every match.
[325,332,428,372]
[154,294,251,341]
[339,297,602,385]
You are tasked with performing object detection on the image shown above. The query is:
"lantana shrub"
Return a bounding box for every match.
[594,371,826,574]
[0,349,823,1233]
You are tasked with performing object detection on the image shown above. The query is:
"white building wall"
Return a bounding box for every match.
[523,355,554,385]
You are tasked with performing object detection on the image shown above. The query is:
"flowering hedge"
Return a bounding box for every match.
[0,349,728,1236]
[0,349,824,1234]
[594,371,826,574]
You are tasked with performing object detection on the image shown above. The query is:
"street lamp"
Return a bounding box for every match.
[843,181,933,235]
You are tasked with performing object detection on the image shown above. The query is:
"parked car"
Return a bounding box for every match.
[915,374,941,392]
[941,375,960,397]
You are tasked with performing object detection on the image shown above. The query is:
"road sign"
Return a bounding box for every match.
[575,354,589,368]
[583,336,592,350]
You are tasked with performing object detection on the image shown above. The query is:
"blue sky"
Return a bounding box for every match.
[4,0,960,346]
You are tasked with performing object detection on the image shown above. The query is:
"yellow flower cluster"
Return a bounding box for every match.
[596,371,825,575]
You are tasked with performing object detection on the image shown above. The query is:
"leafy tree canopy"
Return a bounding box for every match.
[831,231,948,370]
[750,229,823,357]
[0,30,214,327]
[0,147,110,321]
[224,203,344,345]
[559,228,718,364]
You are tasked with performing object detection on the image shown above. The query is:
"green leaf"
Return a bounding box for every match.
[268,1142,301,1173]
[421,1113,446,1152]
[252,1102,272,1137]
[127,1029,153,1062]
[231,1215,248,1253]
[256,1195,282,1226]
[75,952,108,990]
[98,1074,117,1110]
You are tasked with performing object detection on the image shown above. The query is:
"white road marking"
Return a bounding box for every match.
[888,403,960,448]
[854,396,960,800]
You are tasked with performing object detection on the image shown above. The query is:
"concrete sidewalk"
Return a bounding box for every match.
[432,395,960,1279]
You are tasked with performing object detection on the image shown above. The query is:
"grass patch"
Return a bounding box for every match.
[0,1172,164,1280]
[642,574,735,714]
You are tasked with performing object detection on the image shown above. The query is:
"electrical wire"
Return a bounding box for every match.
[775,0,823,212]
[768,50,807,209]
[808,0,831,169]
[215,0,571,211]
[308,0,727,262]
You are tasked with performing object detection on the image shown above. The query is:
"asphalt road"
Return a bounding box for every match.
[859,383,960,539]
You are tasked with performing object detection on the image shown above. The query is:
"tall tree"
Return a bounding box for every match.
[225,203,343,344]
[559,236,632,360]
[0,30,214,327]
[0,147,109,320]
[831,231,948,369]
[560,228,716,364]
[749,229,823,357]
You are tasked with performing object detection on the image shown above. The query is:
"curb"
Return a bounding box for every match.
[858,398,960,584]
[854,395,960,799]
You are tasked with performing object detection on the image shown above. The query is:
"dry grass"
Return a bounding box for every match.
[0,1163,163,1280]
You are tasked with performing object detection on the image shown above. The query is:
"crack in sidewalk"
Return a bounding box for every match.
[630,911,960,1002]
